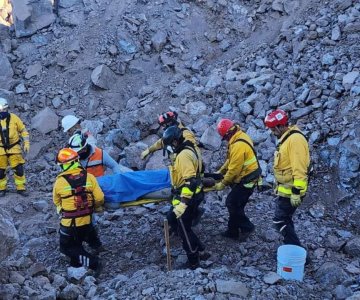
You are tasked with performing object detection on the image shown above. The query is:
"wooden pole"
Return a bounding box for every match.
[163,219,172,271]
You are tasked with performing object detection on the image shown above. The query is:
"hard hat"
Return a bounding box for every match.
[162,125,182,146]
[158,111,178,127]
[61,115,80,133]
[56,148,79,165]
[217,119,234,138]
[264,109,288,128]
[68,133,88,153]
[0,98,9,111]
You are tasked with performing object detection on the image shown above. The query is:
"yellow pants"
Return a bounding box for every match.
[0,154,26,191]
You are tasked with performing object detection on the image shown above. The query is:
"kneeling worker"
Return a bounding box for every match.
[53,148,104,272]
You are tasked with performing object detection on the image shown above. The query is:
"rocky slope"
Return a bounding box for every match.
[0,0,360,299]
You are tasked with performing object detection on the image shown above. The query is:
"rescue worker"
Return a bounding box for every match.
[53,148,104,272]
[215,119,262,241]
[68,133,128,177]
[140,111,201,163]
[61,115,96,145]
[264,109,310,249]
[0,98,30,197]
[163,125,206,269]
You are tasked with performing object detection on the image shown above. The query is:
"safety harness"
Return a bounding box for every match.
[231,138,262,185]
[276,129,307,151]
[60,170,94,222]
[0,114,20,151]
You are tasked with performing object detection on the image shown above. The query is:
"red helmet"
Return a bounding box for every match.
[217,119,234,138]
[158,111,178,127]
[56,148,79,165]
[264,109,288,128]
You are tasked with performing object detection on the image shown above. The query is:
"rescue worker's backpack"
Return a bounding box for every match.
[60,170,94,221]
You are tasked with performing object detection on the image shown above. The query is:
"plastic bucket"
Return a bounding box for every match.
[277,245,307,281]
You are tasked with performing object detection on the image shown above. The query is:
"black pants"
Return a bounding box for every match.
[273,196,302,246]
[59,223,101,270]
[168,192,204,264]
[225,184,255,234]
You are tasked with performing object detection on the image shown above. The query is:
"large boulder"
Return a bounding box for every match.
[11,0,56,37]
[0,208,19,261]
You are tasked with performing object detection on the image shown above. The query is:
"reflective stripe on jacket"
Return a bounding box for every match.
[274,125,310,198]
[53,167,104,227]
[85,147,105,177]
[219,128,259,186]
[0,113,29,155]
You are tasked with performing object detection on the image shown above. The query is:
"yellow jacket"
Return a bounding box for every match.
[274,125,310,197]
[53,167,104,227]
[169,145,201,199]
[0,113,29,155]
[219,128,259,186]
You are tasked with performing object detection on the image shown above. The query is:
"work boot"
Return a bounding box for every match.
[199,251,211,261]
[192,207,205,227]
[17,190,29,197]
[0,190,6,197]
[238,227,255,242]
[221,230,239,240]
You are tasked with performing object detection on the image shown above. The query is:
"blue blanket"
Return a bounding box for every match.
[97,169,171,203]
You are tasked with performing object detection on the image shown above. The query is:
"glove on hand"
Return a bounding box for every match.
[24,142,30,153]
[290,187,302,207]
[141,148,150,160]
[214,182,226,191]
[173,202,188,218]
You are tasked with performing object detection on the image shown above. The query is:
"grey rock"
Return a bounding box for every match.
[246,74,275,86]
[216,279,248,297]
[200,126,222,151]
[28,262,47,277]
[172,81,193,97]
[342,71,359,90]
[185,101,208,117]
[291,107,314,120]
[246,126,267,144]
[204,70,223,92]
[238,101,253,116]
[0,208,19,261]
[32,200,49,212]
[59,283,84,300]
[31,107,59,134]
[67,267,87,281]
[91,65,117,90]
[0,89,15,109]
[331,25,341,41]
[263,272,282,284]
[151,30,168,52]
[256,58,269,67]
[322,53,335,66]
[315,262,347,286]
[82,120,103,137]
[334,285,352,300]
[11,0,55,37]
[9,271,25,285]
[0,52,13,90]
[118,40,136,54]
[15,83,27,94]
[344,238,360,257]
[25,63,42,79]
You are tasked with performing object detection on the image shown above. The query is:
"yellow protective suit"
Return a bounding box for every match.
[218,127,259,186]
[53,167,104,227]
[273,125,310,197]
[0,113,29,191]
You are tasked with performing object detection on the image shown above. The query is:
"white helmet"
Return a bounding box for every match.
[0,98,9,111]
[61,115,80,133]
[68,133,88,152]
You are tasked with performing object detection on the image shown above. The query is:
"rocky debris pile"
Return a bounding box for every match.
[0,0,359,298]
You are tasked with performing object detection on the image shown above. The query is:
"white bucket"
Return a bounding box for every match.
[277,245,307,281]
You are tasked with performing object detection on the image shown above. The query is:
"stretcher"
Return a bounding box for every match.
[97,170,219,209]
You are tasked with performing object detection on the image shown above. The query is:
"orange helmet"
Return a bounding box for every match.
[56,148,79,165]
[264,109,288,128]
[217,118,234,138]
[158,111,178,127]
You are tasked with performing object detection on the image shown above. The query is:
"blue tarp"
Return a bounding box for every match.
[97,169,171,203]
